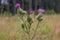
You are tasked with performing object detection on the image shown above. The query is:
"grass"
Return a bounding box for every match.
[0,14,60,40]
[0,32,9,40]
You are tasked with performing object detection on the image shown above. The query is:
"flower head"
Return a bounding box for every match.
[15,3,20,8]
[29,10,33,14]
[38,8,45,13]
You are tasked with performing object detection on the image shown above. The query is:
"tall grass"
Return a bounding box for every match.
[0,13,60,40]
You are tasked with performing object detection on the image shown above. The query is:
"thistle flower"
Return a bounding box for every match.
[29,10,33,14]
[15,3,20,8]
[38,8,45,13]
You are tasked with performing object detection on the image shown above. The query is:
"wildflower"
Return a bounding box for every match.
[15,3,20,8]
[29,10,33,14]
[38,8,45,13]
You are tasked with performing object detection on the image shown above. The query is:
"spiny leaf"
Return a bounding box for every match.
[19,8,27,15]
[21,22,25,29]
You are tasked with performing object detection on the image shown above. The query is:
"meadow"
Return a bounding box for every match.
[0,11,60,40]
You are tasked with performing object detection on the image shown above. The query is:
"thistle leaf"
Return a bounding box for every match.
[19,8,27,15]
[21,22,25,29]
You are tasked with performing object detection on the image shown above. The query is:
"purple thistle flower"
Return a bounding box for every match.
[15,3,20,8]
[38,8,45,13]
[29,10,33,14]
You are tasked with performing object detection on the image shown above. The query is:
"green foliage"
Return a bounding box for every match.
[57,33,60,38]
[3,11,8,17]
[39,24,51,35]
[21,22,25,29]
[19,8,27,15]
[27,15,33,25]
[21,21,28,33]
[46,10,56,15]
[18,8,43,40]
[14,32,20,40]
[37,15,43,22]
[0,32,9,40]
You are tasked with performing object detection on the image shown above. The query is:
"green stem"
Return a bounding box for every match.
[25,31,30,40]
[31,22,40,40]
[28,32,30,40]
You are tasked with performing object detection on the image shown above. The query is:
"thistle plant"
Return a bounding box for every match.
[15,3,45,40]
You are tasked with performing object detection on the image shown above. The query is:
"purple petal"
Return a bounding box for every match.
[38,8,45,13]
[29,11,33,14]
[15,3,20,8]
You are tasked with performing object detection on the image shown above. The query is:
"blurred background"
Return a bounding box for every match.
[0,0,60,15]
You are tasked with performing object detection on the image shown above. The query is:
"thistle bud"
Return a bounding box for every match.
[37,15,43,22]
[27,15,33,25]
